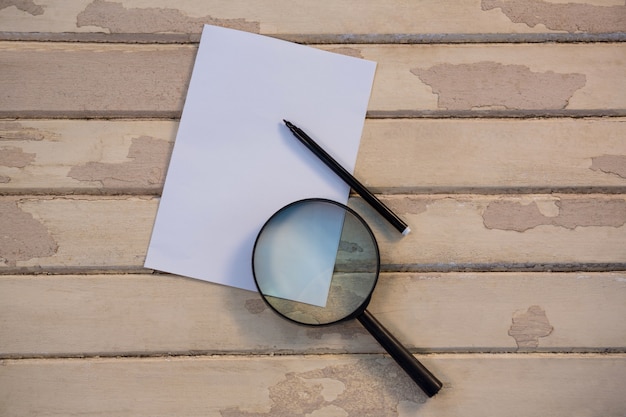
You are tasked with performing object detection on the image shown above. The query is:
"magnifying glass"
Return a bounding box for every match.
[252,198,442,397]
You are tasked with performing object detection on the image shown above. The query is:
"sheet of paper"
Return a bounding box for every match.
[144,25,376,306]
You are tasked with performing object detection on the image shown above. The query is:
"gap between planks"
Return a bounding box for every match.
[2,351,623,362]
[4,110,626,120]
[2,32,626,44]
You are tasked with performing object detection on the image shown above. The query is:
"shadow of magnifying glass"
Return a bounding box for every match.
[252,198,442,397]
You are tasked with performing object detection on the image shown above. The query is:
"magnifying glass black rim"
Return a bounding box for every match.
[251,197,381,327]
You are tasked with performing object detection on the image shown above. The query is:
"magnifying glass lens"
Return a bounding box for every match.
[252,199,379,325]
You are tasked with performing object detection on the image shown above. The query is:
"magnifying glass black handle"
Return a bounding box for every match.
[358,310,442,397]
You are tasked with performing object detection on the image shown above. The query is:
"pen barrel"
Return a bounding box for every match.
[290,126,409,234]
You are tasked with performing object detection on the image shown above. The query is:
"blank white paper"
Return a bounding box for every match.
[144,25,376,306]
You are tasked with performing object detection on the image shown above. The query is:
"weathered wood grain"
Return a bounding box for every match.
[1,118,625,194]
[1,354,624,417]
[0,272,624,357]
[0,120,177,194]
[1,42,624,117]
[0,42,193,118]
[0,196,154,271]
[1,0,624,42]
[1,195,624,273]
[360,118,626,193]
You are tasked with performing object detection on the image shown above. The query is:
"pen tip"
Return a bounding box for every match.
[283,119,293,127]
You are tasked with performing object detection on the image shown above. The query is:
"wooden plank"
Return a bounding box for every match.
[0,118,626,195]
[0,120,176,194]
[359,118,626,193]
[0,42,193,118]
[0,195,624,273]
[2,118,625,194]
[1,272,624,357]
[357,194,626,269]
[1,42,625,117]
[1,354,624,416]
[0,196,156,271]
[1,0,624,42]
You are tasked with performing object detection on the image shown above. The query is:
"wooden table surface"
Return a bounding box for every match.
[1,1,625,416]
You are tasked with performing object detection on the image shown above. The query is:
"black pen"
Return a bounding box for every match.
[283,120,410,236]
